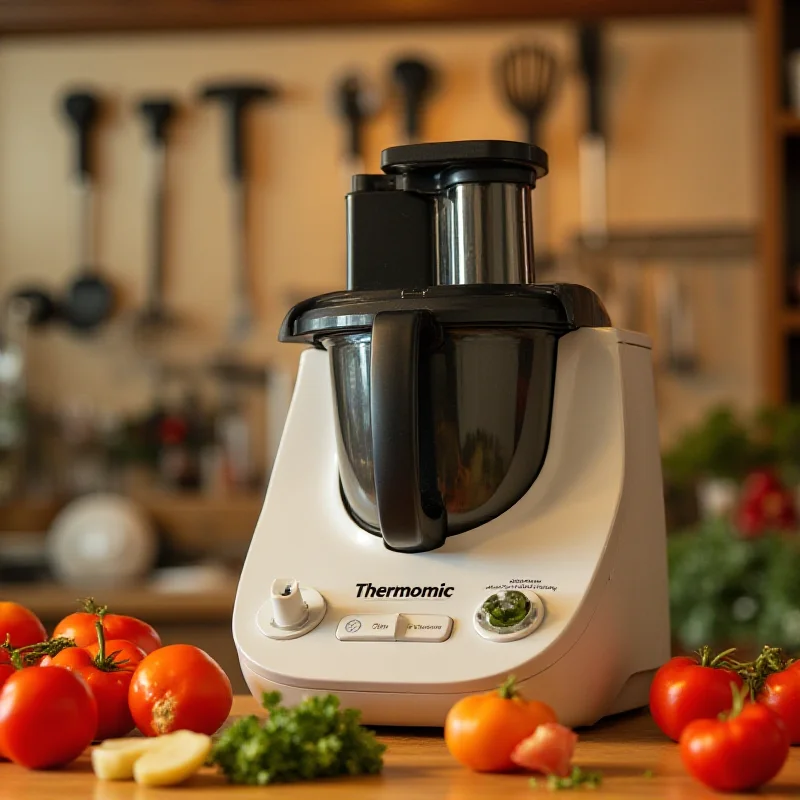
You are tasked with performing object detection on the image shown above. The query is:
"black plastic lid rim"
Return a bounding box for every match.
[279,283,611,346]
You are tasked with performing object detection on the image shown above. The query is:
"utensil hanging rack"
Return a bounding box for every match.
[536,224,755,274]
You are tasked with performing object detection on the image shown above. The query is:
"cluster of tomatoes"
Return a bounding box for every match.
[649,644,800,792]
[0,599,233,770]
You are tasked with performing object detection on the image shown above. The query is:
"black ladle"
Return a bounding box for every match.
[61,89,115,333]
[391,56,436,144]
[136,97,178,331]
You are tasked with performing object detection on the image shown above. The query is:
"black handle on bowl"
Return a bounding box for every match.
[370,309,447,553]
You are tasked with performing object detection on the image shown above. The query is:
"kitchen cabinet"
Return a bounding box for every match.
[757,0,800,403]
[0,0,747,36]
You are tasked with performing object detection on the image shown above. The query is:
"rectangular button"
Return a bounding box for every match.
[398,614,453,642]
[336,614,398,641]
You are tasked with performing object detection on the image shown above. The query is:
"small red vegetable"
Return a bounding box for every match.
[510,722,577,777]
[0,602,47,664]
[0,665,98,768]
[758,658,800,745]
[735,469,797,537]
[680,684,789,793]
[129,644,233,736]
[649,646,744,741]
[54,600,161,655]
[44,621,145,740]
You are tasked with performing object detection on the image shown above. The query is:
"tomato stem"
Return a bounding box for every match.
[91,620,127,672]
[3,636,77,668]
[731,645,794,698]
[719,683,749,721]
[96,620,106,663]
[79,597,108,617]
[696,645,738,668]
[497,675,519,700]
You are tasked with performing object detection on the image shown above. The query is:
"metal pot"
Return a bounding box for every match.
[323,309,557,553]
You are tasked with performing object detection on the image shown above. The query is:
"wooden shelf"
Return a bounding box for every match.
[0,0,748,37]
[782,309,800,329]
[779,112,800,135]
[0,489,264,550]
[1,583,237,623]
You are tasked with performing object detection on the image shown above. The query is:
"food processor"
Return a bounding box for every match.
[233,140,671,727]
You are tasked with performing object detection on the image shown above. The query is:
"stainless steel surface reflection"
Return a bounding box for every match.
[436,183,534,286]
[325,327,557,536]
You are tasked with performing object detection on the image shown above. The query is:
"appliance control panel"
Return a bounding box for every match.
[336,614,453,642]
[256,581,547,645]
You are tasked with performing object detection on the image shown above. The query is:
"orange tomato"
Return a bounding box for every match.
[0,603,47,664]
[445,676,558,772]
[128,644,233,736]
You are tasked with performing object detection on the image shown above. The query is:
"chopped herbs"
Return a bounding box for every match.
[530,766,603,791]
[482,591,531,627]
[209,691,386,785]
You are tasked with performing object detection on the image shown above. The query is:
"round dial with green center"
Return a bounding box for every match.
[481,590,531,628]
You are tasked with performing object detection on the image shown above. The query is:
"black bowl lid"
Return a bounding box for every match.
[279,283,611,345]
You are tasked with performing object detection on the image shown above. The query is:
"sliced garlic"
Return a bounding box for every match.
[91,738,161,781]
[132,730,212,787]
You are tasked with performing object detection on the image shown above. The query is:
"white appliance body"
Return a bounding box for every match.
[233,326,671,727]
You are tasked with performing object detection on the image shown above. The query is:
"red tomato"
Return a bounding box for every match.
[0,664,12,759]
[759,660,800,744]
[0,665,98,768]
[129,644,233,736]
[680,688,789,792]
[649,648,744,741]
[54,611,161,654]
[444,676,558,772]
[510,722,578,777]
[86,638,147,670]
[45,630,146,741]
[0,603,47,664]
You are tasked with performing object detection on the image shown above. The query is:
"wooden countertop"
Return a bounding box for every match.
[3,696,800,798]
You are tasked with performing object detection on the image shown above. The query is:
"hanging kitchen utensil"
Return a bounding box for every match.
[0,297,28,393]
[577,24,608,247]
[60,89,116,333]
[390,56,436,144]
[653,267,697,375]
[7,286,59,328]
[671,269,698,374]
[333,72,375,180]
[0,296,30,502]
[136,97,178,331]
[498,43,559,147]
[199,81,279,342]
[497,42,559,259]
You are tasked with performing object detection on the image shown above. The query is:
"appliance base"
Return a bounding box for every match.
[239,658,657,729]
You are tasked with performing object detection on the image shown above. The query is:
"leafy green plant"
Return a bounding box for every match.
[752,405,800,486]
[662,406,762,486]
[209,691,385,786]
[668,519,800,652]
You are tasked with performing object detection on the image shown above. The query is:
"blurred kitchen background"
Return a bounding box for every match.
[1,1,799,688]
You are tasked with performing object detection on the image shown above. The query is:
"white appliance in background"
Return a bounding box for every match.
[232,141,671,727]
[46,493,157,588]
